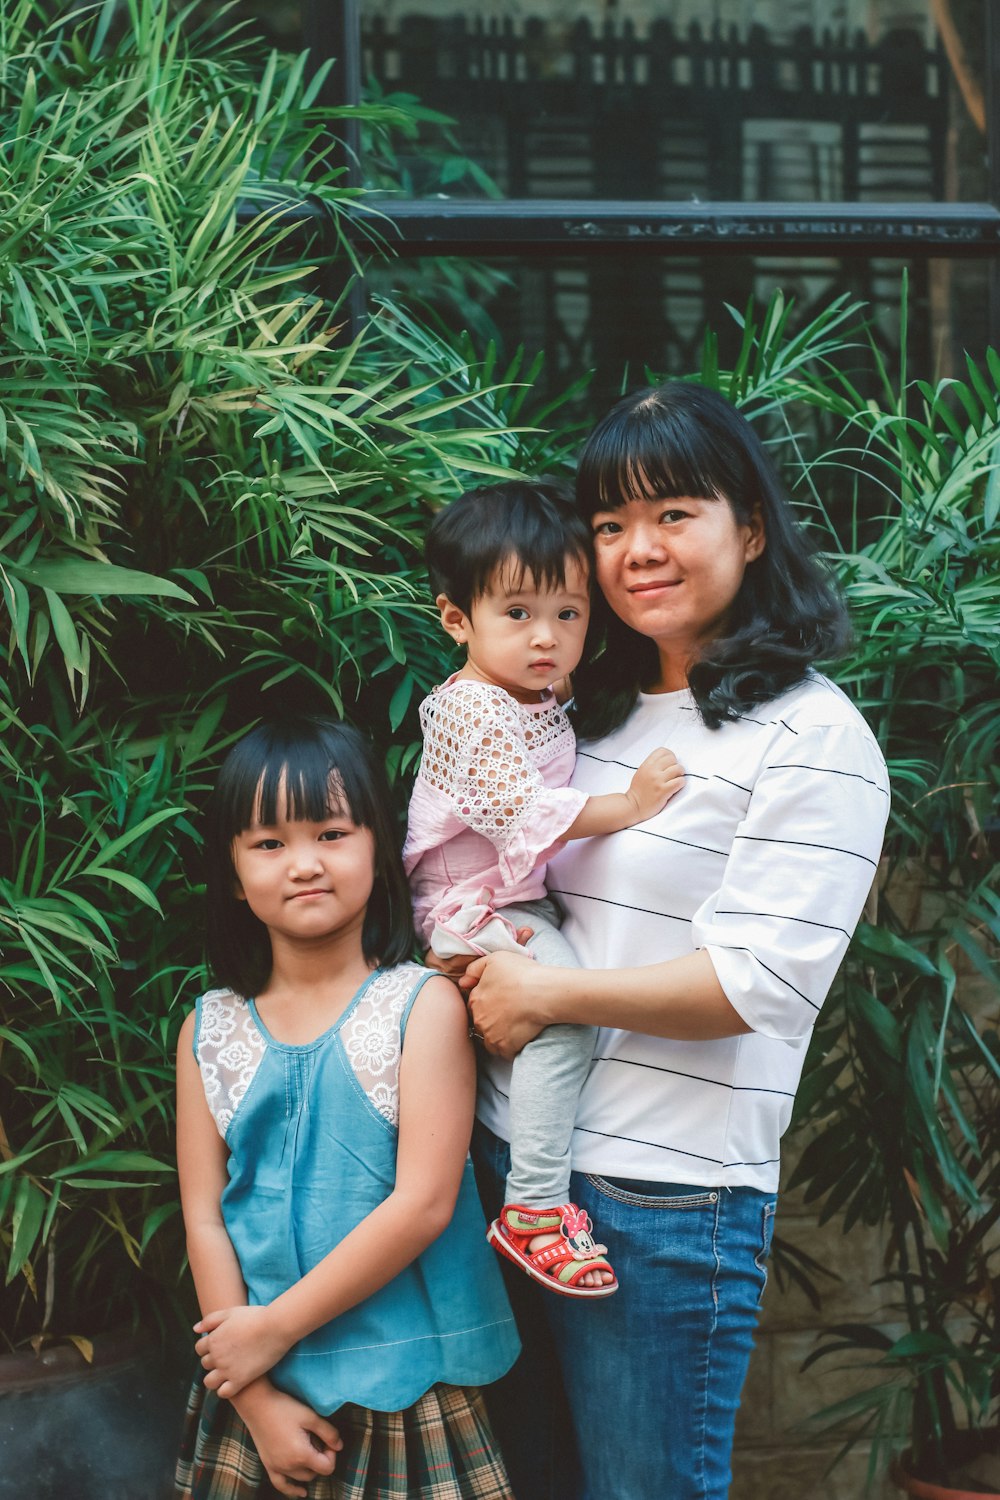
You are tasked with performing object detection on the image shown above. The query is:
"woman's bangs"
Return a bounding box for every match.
[581,416,726,514]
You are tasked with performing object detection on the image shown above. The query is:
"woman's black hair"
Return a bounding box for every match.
[204,715,414,997]
[572,381,850,737]
[425,480,592,614]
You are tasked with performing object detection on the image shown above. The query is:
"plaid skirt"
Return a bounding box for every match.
[174,1377,514,1500]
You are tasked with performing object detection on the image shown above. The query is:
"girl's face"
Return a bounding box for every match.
[438,553,590,703]
[591,493,765,687]
[230,786,376,951]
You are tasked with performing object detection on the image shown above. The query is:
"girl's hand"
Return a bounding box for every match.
[195,1304,290,1397]
[236,1379,342,1499]
[462,949,550,1058]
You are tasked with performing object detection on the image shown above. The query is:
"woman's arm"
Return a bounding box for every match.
[176,1012,342,1499]
[196,975,476,1398]
[466,719,889,1058]
[463,947,750,1058]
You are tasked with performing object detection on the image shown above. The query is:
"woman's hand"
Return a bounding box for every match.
[461,949,551,1058]
[196,1304,289,1398]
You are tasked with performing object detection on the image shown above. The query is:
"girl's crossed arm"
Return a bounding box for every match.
[177,1012,343,1499]
[194,975,475,1398]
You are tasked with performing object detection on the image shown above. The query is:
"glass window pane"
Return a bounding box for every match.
[361,2,988,205]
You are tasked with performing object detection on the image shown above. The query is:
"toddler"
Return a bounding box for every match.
[404,483,683,1297]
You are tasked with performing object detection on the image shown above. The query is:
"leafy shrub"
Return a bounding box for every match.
[0,0,556,1347]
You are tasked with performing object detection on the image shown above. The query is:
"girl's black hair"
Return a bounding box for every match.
[425,480,592,615]
[572,381,850,736]
[204,715,414,997]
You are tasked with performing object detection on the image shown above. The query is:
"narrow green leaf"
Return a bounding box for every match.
[13,560,194,602]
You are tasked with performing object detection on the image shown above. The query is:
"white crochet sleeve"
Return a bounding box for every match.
[419,681,555,854]
[340,964,427,1126]
[195,989,267,1138]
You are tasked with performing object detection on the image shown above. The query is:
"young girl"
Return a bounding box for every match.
[174,715,519,1500]
[403,482,684,1299]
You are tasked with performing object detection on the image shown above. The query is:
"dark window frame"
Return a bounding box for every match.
[306,1,1000,341]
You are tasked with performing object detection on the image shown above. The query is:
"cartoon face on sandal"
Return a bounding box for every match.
[560,1206,606,1260]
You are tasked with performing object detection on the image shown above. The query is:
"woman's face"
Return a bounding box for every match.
[590,492,766,684]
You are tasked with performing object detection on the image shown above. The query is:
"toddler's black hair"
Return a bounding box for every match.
[204,715,414,997]
[425,480,592,615]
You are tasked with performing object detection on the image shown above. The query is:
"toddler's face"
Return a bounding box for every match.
[444,554,590,702]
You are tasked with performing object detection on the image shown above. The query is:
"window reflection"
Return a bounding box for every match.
[362,3,986,205]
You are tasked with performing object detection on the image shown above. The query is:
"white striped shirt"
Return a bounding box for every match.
[475,673,889,1192]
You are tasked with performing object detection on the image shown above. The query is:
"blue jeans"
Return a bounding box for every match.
[472,1121,776,1500]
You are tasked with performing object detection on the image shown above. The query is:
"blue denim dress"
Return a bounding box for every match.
[194,963,519,1414]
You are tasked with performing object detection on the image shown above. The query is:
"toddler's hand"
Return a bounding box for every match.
[195,1304,290,1398]
[625,748,684,823]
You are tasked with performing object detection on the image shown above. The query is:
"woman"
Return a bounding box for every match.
[462,382,890,1500]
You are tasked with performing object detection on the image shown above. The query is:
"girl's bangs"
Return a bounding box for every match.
[223,731,370,836]
[252,759,353,829]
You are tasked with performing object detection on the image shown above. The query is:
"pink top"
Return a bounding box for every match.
[403,675,589,945]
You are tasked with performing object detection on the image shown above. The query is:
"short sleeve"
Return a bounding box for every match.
[691,722,890,1042]
[420,682,587,883]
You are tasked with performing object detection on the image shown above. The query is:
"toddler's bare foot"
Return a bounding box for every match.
[526,1231,615,1287]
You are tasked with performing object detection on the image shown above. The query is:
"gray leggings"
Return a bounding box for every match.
[484,898,596,1209]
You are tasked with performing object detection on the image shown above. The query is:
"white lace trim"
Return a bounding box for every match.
[341,964,426,1126]
[195,989,267,1138]
[195,968,426,1135]
[418,680,575,853]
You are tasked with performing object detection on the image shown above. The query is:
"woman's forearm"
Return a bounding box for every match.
[543,949,748,1038]
[465,947,750,1058]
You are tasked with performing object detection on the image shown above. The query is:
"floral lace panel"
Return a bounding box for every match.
[196,989,267,1138]
[341,965,426,1127]
[419,683,575,851]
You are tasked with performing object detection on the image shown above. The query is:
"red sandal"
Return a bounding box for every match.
[486,1203,619,1298]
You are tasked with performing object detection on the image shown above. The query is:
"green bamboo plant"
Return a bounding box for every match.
[0,0,569,1349]
[696,288,1000,1489]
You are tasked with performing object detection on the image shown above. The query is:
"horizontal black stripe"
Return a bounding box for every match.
[722,1156,782,1169]
[734,833,878,867]
[483,1083,783,1172]
[577,750,711,784]
[591,1054,795,1098]
[548,888,693,924]
[715,908,852,940]
[575,1123,779,1172]
[631,827,729,858]
[715,774,753,794]
[680,703,792,732]
[481,1073,510,1103]
[576,750,640,772]
[765,762,890,796]
[571,1122,724,1166]
[705,943,820,1010]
